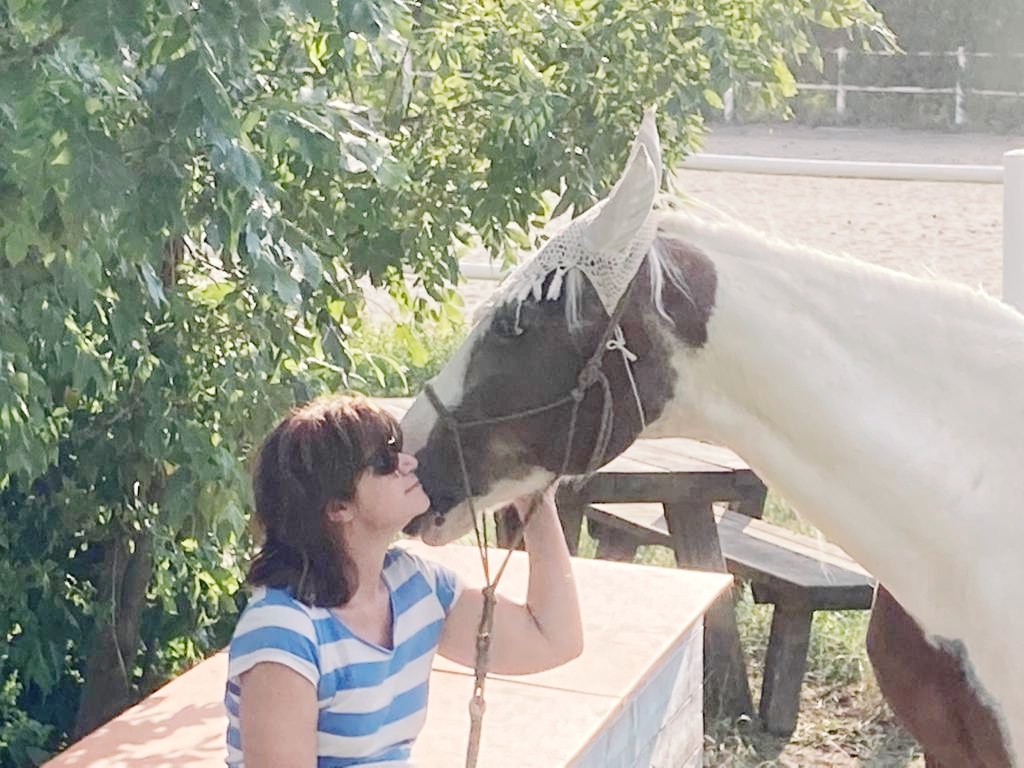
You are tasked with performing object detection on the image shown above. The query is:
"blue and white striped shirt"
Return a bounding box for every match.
[225,548,464,767]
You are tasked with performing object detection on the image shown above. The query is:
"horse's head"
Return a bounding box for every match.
[401,111,718,544]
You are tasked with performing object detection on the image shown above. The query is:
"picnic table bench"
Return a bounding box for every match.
[583,501,876,735]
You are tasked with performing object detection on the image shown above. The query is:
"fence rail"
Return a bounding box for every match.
[680,154,1003,184]
[725,47,1024,126]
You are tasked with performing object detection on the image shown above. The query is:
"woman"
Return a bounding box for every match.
[224,394,583,767]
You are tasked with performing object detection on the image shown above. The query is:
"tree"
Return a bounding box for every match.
[868,0,1024,52]
[0,0,889,761]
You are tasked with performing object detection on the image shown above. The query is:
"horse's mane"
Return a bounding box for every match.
[655,197,1012,323]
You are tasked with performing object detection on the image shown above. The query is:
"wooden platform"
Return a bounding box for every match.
[45,543,730,768]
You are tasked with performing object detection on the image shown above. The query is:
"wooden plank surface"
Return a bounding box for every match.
[45,543,731,768]
[604,442,731,474]
[586,502,875,604]
[409,542,727,768]
[716,512,871,576]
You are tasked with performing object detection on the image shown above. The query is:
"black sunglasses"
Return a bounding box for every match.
[363,435,402,476]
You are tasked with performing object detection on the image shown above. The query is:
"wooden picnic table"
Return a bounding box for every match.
[375,397,766,718]
[554,436,766,719]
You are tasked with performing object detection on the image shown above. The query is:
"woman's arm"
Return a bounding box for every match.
[438,483,584,675]
[238,662,318,768]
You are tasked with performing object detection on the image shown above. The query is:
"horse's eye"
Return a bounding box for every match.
[492,308,525,338]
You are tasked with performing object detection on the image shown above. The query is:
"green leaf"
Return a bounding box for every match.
[273,267,301,304]
[0,332,31,357]
[395,325,429,367]
[291,0,334,19]
[5,225,30,266]
[703,89,725,110]
[294,244,324,288]
[141,262,168,306]
[771,58,798,97]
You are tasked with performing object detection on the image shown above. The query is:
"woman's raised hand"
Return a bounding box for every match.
[510,481,559,526]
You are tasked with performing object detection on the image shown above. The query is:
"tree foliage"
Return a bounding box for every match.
[869,0,1024,52]
[0,0,888,762]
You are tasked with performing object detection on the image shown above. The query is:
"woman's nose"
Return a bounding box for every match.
[398,452,418,474]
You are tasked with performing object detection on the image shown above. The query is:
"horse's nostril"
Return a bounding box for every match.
[403,513,428,535]
[425,489,459,516]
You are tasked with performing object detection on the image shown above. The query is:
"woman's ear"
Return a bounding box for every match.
[325,499,355,524]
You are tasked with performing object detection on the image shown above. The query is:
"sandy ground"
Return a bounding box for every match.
[415,123,1024,318]
[677,123,1024,297]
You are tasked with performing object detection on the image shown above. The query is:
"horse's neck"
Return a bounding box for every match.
[651,221,1024,636]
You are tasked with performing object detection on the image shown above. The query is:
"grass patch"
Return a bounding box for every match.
[347,316,468,397]
[580,493,923,766]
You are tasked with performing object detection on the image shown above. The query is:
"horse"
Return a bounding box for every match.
[398,112,1023,766]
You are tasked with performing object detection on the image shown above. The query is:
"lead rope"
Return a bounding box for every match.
[464,491,544,768]
[464,583,494,768]
[424,386,552,768]
[421,271,645,767]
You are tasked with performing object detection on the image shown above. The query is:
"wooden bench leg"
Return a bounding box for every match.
[759,604,813,736]
[664,500,754,721]
[498,492,585,555]
[495,505,524,550]
[555,485,584,556]
[734,475,768,519]
[588,520,639,562]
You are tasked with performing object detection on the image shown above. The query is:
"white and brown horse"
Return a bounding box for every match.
[399,115,1023,766]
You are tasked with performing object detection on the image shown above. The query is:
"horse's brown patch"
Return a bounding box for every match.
[867,586,1011,767]
[656,237,717,348]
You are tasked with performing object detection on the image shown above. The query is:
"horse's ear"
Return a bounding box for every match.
[583,108,661,255]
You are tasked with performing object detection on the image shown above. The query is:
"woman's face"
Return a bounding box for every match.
[349,439,431,532]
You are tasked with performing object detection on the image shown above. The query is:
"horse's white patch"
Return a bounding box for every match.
[647,207,1023,761]
[400,319,488,456]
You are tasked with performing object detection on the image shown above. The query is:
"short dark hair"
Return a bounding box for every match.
[247,394,401,606]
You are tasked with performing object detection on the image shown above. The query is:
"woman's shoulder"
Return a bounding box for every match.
[383,545,446,581]
[228,586,324,682]
[247,584,315,610]
[235,586,323,637]
[385,546,464,613]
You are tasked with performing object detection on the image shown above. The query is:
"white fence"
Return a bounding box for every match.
[681,154,1003,184]
[725,48,1024,126]
[1005,150,1024,311]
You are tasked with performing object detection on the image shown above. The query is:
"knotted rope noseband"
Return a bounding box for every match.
[420,268,646,768]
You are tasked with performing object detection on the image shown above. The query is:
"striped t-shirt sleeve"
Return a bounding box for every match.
[402,552,464,614]
[227,588,320,685]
